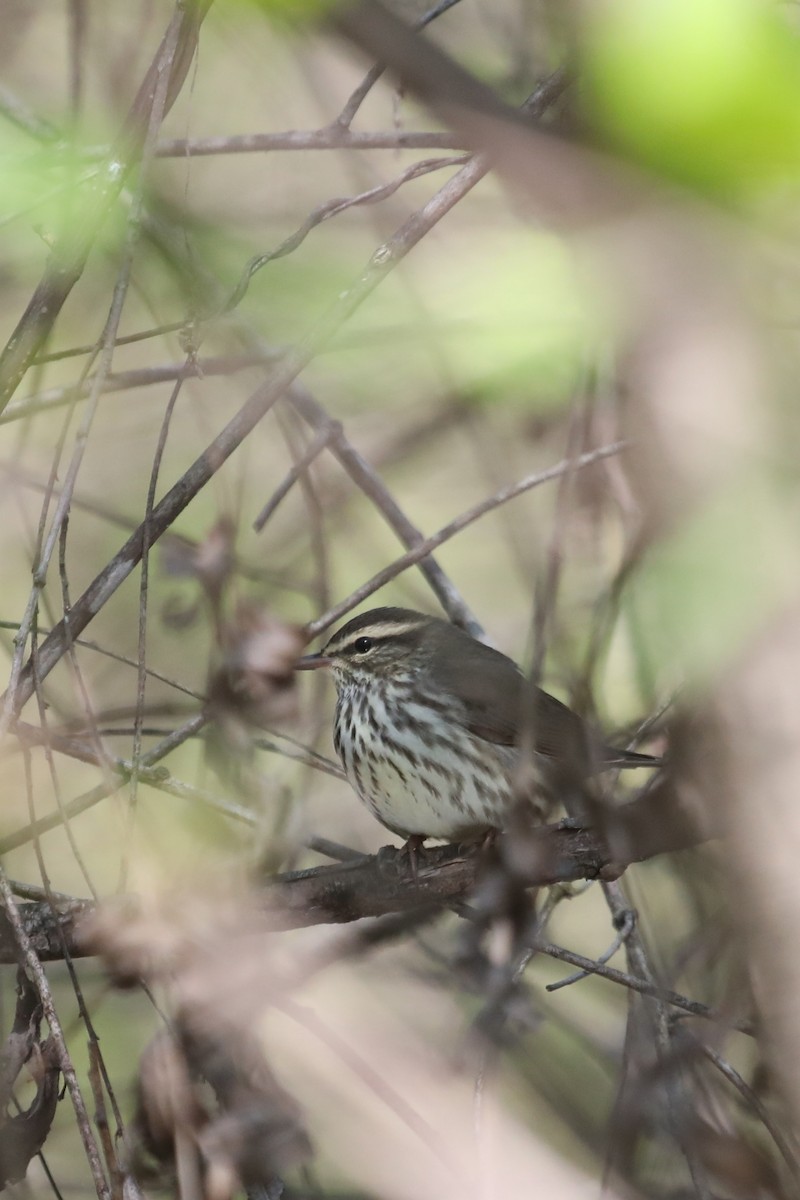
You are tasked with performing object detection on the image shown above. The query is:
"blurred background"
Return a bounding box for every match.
[1,1,800,1197]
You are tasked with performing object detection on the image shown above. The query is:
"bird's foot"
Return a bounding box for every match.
[375,835,426,882]
[456,828,498,857]
[556,816,584,832]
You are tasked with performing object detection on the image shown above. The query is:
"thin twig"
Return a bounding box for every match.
[546,908,635,992]
[331,0,464,128]
[536,940,732,1028]
[28,637,100,901]
[289,382,484,637]
[689,1032,800,1186]
[126,355,194,890]
[0,353,279,426]
[253,423,340,532]
[305,441,626,638]
[156,128,468,156]
[225,154,468,312]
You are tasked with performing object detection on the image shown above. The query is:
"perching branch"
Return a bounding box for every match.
[1,777,711,962]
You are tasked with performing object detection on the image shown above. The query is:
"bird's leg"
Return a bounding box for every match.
[375,835,426,880]
[402,834,426,883]
[479,827,499,852]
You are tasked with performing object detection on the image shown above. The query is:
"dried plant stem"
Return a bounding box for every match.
[4,159,487,708]
[156,128,468,156]
[305,441,625,638]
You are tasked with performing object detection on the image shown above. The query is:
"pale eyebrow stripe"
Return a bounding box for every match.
[329,620,426,651]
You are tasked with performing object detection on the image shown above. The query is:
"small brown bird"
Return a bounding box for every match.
[296,607,657,842]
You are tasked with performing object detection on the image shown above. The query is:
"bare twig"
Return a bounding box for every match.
[253,423,340,532]
[288,382,485,636]
[331,0,464,128]
[0,353,279,426]
[156,127,468,156]
[535,940,730,1029]
[305,441,626,638]
[546,908,634,992]
[125,354,196,889]
[688,1032,800,1187]
[225,153,468,312]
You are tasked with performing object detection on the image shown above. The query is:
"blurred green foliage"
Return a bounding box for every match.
[0,0,797,1195]
[583,0,800,202]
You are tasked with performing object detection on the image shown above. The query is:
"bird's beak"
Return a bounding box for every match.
[295,652,332,671]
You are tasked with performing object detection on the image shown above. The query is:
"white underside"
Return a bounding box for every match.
[335,686,515,839]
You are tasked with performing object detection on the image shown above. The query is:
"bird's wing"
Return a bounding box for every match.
[427,641,522,745]
[426,635,590,757]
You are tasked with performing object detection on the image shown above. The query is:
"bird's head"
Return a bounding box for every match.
[296,608,436,687]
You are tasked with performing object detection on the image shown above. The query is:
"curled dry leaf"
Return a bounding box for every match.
[0,1037,60,1189]
[187,1023,312,1200]
[690,1120,785,1200]
[92,885,312,1198]
[0,970,41,1111]
[135,1030,207,1165]
[200,1105,312,1200]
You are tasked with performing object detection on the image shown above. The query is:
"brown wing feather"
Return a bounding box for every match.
[424,623,591,760]
[422,619,658,771]
[425,633,523,745]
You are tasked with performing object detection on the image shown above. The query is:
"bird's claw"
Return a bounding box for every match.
[375,837,426,882]
[556,816,584,831]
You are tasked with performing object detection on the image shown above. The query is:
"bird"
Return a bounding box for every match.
[295,607,658,844]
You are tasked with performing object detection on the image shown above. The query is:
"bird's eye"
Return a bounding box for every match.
[354,636,373,653]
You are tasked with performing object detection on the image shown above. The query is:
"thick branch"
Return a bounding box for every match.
[1,780,710,962]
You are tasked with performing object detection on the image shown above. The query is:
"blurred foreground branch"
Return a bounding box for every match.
[0,774,711,962]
